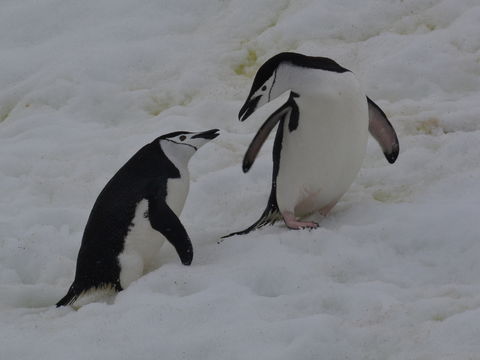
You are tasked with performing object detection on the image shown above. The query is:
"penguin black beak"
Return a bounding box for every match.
[191,128,220,140]
[239,96,261,121]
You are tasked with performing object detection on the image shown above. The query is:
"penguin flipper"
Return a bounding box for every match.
[367,97,399,164]
[243,92,299,173]
[147,196,193,265]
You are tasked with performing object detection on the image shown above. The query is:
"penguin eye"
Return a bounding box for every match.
[179,135,186,141]
[261,85,267,91]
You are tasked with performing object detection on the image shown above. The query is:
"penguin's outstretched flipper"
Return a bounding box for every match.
[243,92,299,173]
[223,96,299,239]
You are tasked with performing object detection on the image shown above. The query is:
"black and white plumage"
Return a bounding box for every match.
[57,129,219,307]
[224,52,399,237]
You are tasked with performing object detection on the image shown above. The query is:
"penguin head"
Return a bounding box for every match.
[239,52,349,121]
[158,129,219,163]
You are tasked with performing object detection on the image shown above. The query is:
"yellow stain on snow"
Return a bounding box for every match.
[234,49,258,77]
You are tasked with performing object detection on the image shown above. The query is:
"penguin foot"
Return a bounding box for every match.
[282,211,319,230]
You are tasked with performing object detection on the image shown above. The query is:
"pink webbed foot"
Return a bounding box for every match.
[282,211,319,230]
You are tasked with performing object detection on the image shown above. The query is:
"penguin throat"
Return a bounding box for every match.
[160,140,196,168]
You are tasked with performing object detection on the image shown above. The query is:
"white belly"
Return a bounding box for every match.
[118,173,189,289]
[276,76,369,217]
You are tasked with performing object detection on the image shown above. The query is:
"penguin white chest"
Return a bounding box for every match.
[276,72,369,216]
[165,171,190,215]
[118,173,189,289]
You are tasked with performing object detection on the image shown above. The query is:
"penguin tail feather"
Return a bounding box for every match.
[221,206,282,239]
[56,282,121,307]
[56,288,79,307]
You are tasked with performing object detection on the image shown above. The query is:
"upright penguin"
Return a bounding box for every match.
[224,52,398,237]
[57,129,219,307]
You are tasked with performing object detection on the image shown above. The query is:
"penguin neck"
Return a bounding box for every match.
[160,141,194,171]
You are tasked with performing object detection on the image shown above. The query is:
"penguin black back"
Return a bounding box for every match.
[57,140,179,306]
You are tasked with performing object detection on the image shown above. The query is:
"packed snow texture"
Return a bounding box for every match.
[1,0,480,359]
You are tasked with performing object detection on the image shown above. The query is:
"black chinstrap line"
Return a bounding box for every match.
[165,139,197,151]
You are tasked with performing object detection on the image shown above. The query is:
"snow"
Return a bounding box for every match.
[1,0,480,358]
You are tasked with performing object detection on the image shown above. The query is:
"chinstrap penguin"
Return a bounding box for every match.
[57,129,219,307]
[224,52,399,237]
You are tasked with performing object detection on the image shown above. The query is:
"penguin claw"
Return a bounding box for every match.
[282,211,319,230]
[285,221,319,230]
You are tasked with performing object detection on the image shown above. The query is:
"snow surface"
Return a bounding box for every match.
[1,0,480,359]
